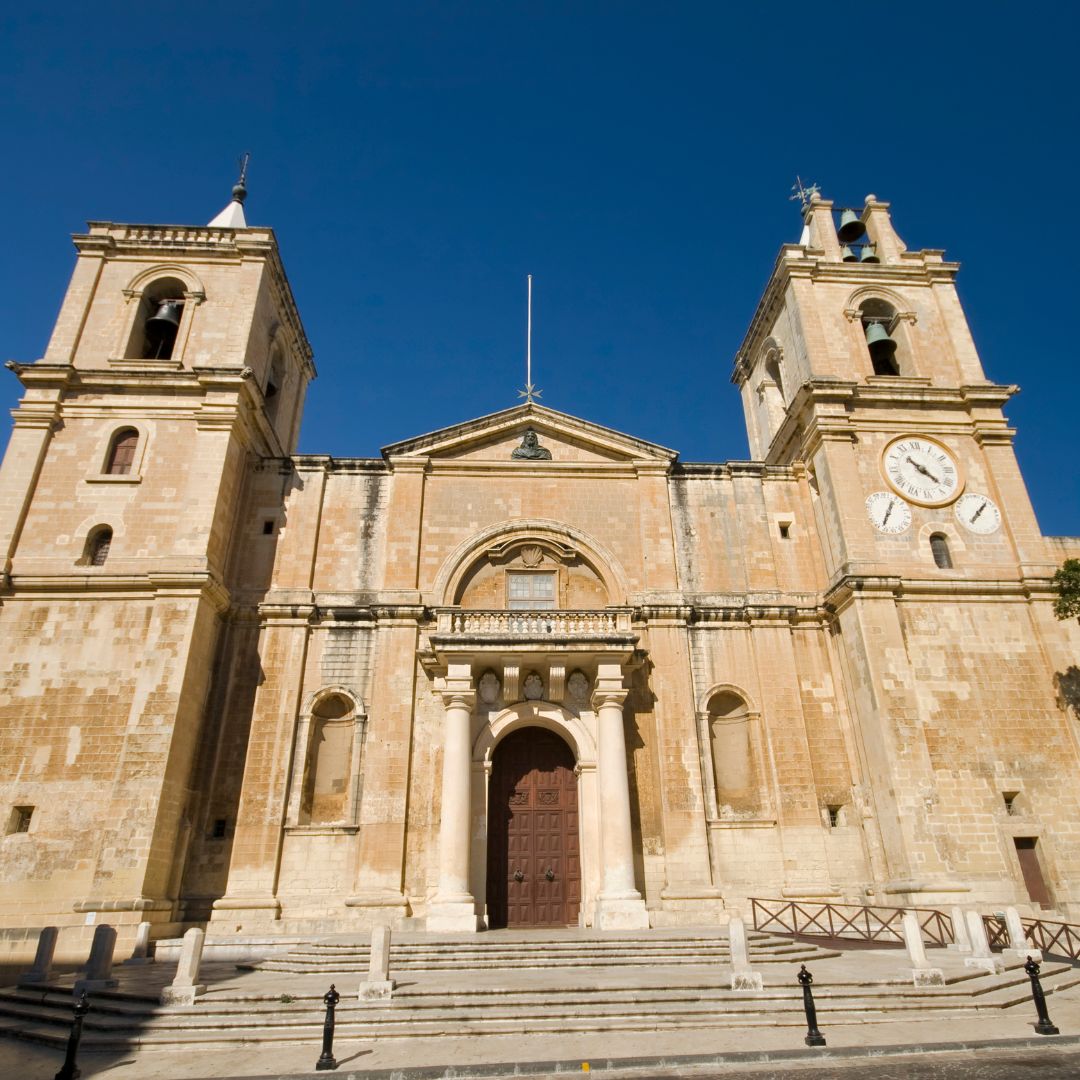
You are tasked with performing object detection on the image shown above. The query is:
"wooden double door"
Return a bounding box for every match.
[486,727,581,929]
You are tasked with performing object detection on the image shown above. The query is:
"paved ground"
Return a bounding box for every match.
[3,936,1079,1079]
[3,1016,1079,1079]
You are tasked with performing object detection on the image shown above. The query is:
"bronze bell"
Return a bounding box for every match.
[859,243,880,263]
[841,244,858,262]
[837,208,866,243]
[146,299,182,331]
[864,320,898,365]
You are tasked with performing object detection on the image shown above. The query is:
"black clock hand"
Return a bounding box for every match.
[972,500,986,522]
[882,501,893,525]
[906,455,940,484]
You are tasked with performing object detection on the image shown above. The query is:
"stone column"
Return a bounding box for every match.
[21,927,58,984]
[161,927,206,1005]
[964,910,1004,974]
[728,916,763,991]
[123,921,153,965]
[427,668,481,932]
[948,905,972,952]
[592,665,649,930]
[358,925,395,1001]
[901,911,944,986]
[1003,906,1041,962]
[74,925,118,994]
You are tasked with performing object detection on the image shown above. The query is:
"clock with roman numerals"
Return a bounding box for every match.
[881,435,963,507]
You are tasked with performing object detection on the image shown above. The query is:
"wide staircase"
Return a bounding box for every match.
[1,928,1078,1051]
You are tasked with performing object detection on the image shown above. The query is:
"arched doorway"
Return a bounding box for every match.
[486,727,581,929]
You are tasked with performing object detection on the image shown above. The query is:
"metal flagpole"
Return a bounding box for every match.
[518,275,541,404]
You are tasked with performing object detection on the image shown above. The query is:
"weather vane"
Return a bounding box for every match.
[517,274,542,404]
[790,176,821,208]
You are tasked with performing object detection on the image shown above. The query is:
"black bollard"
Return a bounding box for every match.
[1025,957,1060,1036]
[797,964,826,1047]
[54,991,90,1080]
[315,983,341,1071]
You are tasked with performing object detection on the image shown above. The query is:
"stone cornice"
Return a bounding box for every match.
[2,570,231,611]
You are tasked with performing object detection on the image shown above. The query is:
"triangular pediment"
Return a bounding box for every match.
[381,403,678,465]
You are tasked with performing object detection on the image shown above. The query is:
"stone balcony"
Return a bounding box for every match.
[424,608,639,672]
[435,608,633,638]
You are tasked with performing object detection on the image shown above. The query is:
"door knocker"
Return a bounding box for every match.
[545,867,555,881]
[513,869,524,882]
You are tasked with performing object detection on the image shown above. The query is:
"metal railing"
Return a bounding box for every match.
[752,897,1080,961]
[984,914,1080,961]
[750,897,953,946]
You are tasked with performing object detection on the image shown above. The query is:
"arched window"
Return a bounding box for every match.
[300,693,356,825]
[105,428,138,475]
[265,345,286,427]
[930,533,953,569]
[707,691,760,817]
[86,526,113,567]
[764,354,784,400]
[126,278,186,360]
[858,299,902,376]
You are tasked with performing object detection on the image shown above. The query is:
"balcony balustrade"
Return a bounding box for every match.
[433,608,633,639]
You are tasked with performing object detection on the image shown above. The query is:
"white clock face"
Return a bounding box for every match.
[866,491,912,534]
[954,492,1001,535]
[881,436,963,507]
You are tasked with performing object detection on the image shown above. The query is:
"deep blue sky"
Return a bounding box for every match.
[2,3,1078,536]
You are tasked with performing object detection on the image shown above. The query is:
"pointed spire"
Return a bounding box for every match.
[208,153,250,228]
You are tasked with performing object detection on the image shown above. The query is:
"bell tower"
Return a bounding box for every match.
[732,190,1046,579]
[0,179,314,948]
[731,191,1065,910]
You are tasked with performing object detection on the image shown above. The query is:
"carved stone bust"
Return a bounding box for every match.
[478,671,501,705]
[567,670,590,704]
[511,427,552,460]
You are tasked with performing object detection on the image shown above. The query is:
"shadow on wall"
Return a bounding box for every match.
[1055,667,1080,722]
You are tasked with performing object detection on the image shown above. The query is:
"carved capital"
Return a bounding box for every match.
[591,689,628,712]
[440,688,476,711]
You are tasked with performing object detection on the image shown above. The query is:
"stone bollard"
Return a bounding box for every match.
[901,911,944,986]
[21,926,59,985]
[123,921,154,965]
[358,924,395,1001]
[947,906,972,953]
[963,910,1004,974]
[74,925,118,994]
[160,927,206,1005]
[728,916,763,991]
[1003,907,1042,962]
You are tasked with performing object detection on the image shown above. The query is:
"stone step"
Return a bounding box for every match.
[2,964,1074,1043]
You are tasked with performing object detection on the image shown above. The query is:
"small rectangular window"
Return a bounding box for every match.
[1003,792,1019,816]
[827,805,841,828]
[262,520,275,535]
[212,818,227,839]
[778,523,791,539]
[7,806,33,834]
[507,572,556,610]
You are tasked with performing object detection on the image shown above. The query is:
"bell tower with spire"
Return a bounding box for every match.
[0,173,314,949]
[730,191,1066,910]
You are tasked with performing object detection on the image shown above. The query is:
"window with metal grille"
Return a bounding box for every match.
[8,806,33,834]
[89,527,112,567]
[930,533,953,569]
[507,571,556,609]
[106,429,138,475]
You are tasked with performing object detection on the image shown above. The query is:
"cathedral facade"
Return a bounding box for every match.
[1,190,1078,962]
